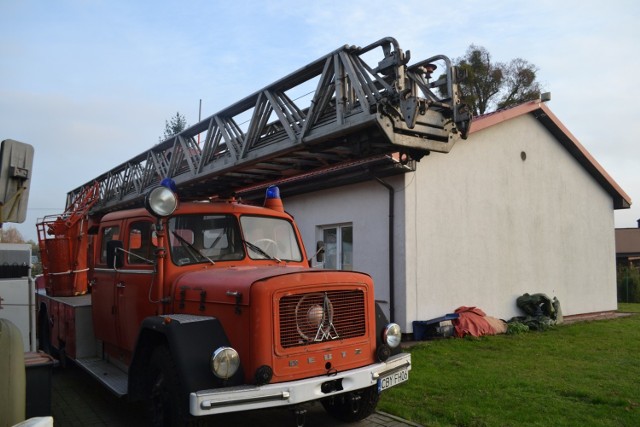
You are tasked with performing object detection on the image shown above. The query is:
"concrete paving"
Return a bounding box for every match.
[50,361,422,427]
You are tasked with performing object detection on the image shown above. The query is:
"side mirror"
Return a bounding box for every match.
[315,241,325,263]
[106,240,124,269]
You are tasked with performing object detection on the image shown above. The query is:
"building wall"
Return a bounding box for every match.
[285,113,618,331]
[401,114,617,329]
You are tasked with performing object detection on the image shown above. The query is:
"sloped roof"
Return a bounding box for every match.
[470,100,631,210]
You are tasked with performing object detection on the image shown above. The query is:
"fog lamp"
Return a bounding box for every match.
[211,347,240,379]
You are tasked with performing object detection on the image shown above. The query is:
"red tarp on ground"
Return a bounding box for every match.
[453,306,506,337]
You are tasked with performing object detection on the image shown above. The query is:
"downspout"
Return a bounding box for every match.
[374,177,395,323]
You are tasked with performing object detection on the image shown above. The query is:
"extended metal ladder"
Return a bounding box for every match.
[67,37,471,214]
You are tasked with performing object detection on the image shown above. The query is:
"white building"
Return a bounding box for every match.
[269,100,631,333]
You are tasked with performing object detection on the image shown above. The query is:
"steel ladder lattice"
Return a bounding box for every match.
[66,37,471,214]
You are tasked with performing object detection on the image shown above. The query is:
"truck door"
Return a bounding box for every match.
[91,222,120,347]
[115,219,158,353]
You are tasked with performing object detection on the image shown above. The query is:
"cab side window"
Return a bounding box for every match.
[100,226,120,265]
[127,221,156,265]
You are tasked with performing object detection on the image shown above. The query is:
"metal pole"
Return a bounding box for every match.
[198,99,202,144]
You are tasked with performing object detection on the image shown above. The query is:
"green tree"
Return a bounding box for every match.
[160,112,188,141]
[455,45,543,115]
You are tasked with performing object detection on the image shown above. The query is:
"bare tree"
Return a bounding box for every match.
[455,45,543,115]
[497,58,542,111]
[0,226,25,243]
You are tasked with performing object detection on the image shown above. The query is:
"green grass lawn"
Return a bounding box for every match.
[618,302,640,313]
[379,304,640,426]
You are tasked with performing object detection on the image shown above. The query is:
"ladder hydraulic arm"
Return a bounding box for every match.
[67,37,471,214]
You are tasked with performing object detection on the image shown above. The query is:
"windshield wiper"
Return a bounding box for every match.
[243,239,281,263]
[171,231,215,265]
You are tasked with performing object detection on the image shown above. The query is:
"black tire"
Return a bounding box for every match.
[147,346,191,427]
[321,385,380,423]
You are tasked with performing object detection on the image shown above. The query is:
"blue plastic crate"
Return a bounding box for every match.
[412,313,459,340]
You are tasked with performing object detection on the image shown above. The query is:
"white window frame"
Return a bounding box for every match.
[317,223,353,270]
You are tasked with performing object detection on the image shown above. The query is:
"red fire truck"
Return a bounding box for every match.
[35,37,470,426]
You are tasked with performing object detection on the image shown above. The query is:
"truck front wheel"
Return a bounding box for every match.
[321,385,380,422]
[147,346,190,427]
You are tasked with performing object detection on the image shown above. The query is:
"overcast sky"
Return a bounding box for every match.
[1,0,639,242]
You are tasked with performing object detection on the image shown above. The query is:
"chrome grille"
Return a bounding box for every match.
[279,290,366,348]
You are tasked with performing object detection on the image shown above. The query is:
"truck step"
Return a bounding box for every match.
[75,357,128,397]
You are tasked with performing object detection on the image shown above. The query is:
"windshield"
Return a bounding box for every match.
[167,214,303,265]
[240,215,303,262]
[168,215,244,265]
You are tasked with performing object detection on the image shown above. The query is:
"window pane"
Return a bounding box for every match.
[341,226,353,271]
[100,226,120,264]
[168,215,244,265]
[323,228,337,269]
[240,216,303,261]
[128,222,155,265]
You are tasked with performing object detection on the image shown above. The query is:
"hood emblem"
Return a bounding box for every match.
[295,292,339,342]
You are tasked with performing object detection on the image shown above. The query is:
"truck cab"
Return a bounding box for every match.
[37,184,410,425]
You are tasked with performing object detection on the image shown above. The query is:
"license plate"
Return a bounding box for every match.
[377,367,409,392]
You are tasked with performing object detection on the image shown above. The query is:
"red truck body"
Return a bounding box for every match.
[36,192,410,425]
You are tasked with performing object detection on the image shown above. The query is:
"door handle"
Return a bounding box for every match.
[116,282,125,289]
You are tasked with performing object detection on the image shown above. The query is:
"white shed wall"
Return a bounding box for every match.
[283,113,618,332]
[402,114,617,329]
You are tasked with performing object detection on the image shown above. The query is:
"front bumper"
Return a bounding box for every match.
[189,352,411,416]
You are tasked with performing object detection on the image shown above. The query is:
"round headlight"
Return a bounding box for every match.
[307,304,324,327]
[211,347,240,379]
[145,186,178,217]
[383,323,402,348]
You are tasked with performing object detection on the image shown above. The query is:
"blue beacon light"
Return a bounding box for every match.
[264,186,284,212]
[160,177,178,193]
[266,185,280,200]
